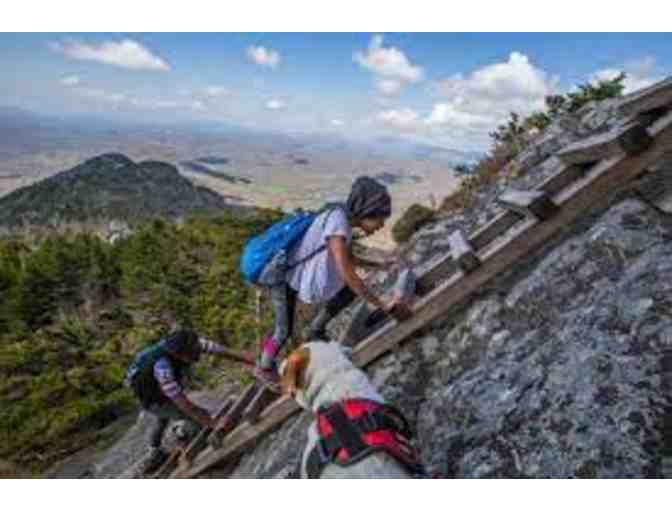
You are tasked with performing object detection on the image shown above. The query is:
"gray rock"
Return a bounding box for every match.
[225,195,672,479]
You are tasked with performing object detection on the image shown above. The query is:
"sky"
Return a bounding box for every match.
[1,32,671,151]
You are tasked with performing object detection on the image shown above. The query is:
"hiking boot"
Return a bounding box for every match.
[138,446,169,474]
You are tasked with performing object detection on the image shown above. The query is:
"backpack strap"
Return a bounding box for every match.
[286,205,344,271]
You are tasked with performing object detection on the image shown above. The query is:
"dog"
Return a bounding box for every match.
[279,341,422,478]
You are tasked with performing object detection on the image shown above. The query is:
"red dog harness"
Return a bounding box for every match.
[305,398,425,478]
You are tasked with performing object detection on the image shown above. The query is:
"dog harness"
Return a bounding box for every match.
[305,398,425,478]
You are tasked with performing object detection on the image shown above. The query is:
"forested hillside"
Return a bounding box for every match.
[0,210,280,472]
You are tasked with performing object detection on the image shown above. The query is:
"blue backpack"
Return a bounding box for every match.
[240,208,337,285]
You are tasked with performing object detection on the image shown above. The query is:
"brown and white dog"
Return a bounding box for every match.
[279,341,415,478]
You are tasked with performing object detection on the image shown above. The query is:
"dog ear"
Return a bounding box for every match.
[280,346,310,397]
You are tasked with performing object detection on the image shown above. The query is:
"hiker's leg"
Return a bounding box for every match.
[307,286,357,340]
[285,285,298,343]
[151,402,202,443]
[260,283,296,369]
[138,411,171,473]
[148,412,170,448]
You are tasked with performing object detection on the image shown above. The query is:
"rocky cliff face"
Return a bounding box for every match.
[228,194,672,478]
[225,97,672,478]
[85,93,672,479]
[0,153,246,229]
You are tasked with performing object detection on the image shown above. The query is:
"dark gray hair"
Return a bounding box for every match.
[345,176,391,221]
[163,328,200,362]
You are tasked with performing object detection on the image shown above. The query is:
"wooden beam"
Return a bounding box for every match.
[538,162,587,196]
[180,396,234,466]
[151,450,181,479]
[619,77,672,117]
[180,110,672,479]
[152,396,235,477]
[376,164,589,297]
[243,386,278,424]
[174,396,301,478]
[556,121,653,166]
[448,230,481,273]
[497,190,559,220]
[351,110,672,369]
[416,207,522,294]
[208,383,258,447]
[414,253,456,296]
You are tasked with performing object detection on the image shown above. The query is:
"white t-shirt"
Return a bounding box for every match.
[286,207,352,304]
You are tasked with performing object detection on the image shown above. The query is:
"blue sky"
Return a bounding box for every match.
[1,33,671,150]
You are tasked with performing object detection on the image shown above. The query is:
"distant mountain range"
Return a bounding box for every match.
[0,106,483,166]
[365,136,483,164]
[0,153,247,229]
[276,132,483,165]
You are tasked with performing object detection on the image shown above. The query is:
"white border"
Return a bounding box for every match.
[1,0,671,31]
[1,478,669,510]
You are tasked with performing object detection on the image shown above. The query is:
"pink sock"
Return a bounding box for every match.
[259,334,279,369]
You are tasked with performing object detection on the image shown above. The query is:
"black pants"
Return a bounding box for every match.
[307,286,357,339]
[271,284,357,343]
[265,284,356,368]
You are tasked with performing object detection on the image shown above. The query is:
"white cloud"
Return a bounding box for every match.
[79,87,185,111]
[590,56,662,94]
[372,52,559,150]
[201,86,231,98]
[354,35,423,85]
[247,45,281,69]
[60,75,81,86]
[136,98,179,110]
[398,51,559,149]
[50,39,170,71]
[265,99,286,110]
[376,79,403,96]
[434,52,555,113]
[81,88,127,104]
[331,119,345,127]
[191,100,206,112]
[376,108,422,131]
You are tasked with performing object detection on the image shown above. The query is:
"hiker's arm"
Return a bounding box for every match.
[171,394,215,428]
[154,359,214,428]
[198,338,255,365]
[333,243,413,321]
[199,337,227,356]
[329,236,386,310]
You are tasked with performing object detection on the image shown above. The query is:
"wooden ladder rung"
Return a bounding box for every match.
[448,229,481,273]
[619,77,672,117]
[243,386,278,424]
[181,396,235,466]
[497,189,559,220]
[208,383,258,447]
[635,160,672,212]
[557,121,653,165]
[151,450,181,478]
